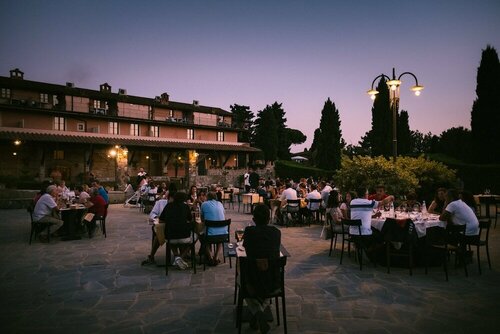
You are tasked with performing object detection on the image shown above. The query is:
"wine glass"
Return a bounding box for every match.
[235,229,244,243]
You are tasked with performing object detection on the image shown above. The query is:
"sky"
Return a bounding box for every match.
[1,0,499,152]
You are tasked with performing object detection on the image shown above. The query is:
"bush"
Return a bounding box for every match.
[335,155,457,202]
[274,160,334,180]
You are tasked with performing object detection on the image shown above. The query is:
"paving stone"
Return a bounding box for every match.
[2,205,500,333]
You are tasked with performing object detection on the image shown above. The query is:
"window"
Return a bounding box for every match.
[217,131,224,142]
[150,125,159,137]
[1,88,11,98]
[187,128,194,140]
[54,117,65,131]
[109,121,119,134]
[77,123,85,132]
[130,123,140,136]
[40,93,49,103]
[93,100,101,109]
[169,110,174,118]
[53,150,64,160]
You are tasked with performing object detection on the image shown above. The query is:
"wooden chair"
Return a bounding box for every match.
[236,256,287,334]
[328,213,345,257]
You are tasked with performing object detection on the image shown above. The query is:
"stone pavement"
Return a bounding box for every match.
[1,204,500,334]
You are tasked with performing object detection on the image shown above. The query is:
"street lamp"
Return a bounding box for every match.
[367,68,424,162]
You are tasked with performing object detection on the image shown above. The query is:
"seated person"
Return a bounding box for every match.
[368,185,389,201]
[403,191,421,211]
[75,185,90,204]
[149,196,168,223]
[242,204,281,333]
[200,191,227,266]
[303,183,321,217]
[440,189,479,237]
[142,190,176,266]
[32,185,64,241]
[351,186,394,236]
[187,185,198,205]
[84,187,108,237]
[459,190,478,213]
[326,189,344,232]
[340,191,355,220]
[278,183,299,224]
[161,192,193,270]
[428,187,446,214]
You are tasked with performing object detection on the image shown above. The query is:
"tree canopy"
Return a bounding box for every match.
[471,45,500,163]
[230,104,254,143]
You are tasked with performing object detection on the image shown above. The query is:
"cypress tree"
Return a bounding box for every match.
[370,78,392,157]
[315,98,343,171]
[253,106,278,163]
[398,110,411,156]
[471,45,500,163]
[230,104,254,143]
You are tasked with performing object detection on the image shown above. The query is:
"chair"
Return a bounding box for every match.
[282,199,301,227]
[236,256,287,334]
[28,205,51,244]
[339,219,368,270]
[328,213,345,257]
[495,197,500,228]
[305,198,322,226]
[165,224,197,276]
[95,215,107,238]
[465,219,492,274]
[221,190,234,210]
[425,224,467,281]
[382,218,417,275]
[202,219,231,271]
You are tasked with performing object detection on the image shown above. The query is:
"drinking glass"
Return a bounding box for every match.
[235,229,245,242]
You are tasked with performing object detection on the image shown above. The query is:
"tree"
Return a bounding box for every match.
[471,45,500,163]
[230,104,254,143]
[397,110,411,155]
[437,127,472,161]
[312,98,343,170]
[359,78,392,156]
[410,130,438,154]
[253,106,278,163]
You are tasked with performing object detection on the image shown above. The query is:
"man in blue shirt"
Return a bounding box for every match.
[201,191,227,266]
[92,180,109,204]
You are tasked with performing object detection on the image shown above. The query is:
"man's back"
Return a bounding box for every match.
[201,200,226,235]
[244,225,281,259]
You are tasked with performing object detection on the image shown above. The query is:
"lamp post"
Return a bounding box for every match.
[367,68,424,162]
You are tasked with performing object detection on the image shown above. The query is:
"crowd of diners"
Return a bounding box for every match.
[30,179,110,242]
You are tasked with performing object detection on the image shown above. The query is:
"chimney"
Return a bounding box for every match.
[100,83,111,93]
[66,82,75,88]
[193,100,199,107]
[118,88,127,95]
[10,68,24,80]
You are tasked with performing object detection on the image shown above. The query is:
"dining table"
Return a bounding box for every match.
[474,194,499,218]
[59,204,87,241]
[371,211,446,238]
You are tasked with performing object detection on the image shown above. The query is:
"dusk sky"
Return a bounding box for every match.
[1,0,499,151]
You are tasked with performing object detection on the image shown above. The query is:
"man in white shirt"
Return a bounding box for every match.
[32,185,64,240]
[244,169,251,193]
[350,186,394,236]
[305,183,322,211]
[319,181,333,208]
[440,189,479,236]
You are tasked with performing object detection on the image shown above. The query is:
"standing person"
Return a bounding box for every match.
[440,189,479,237]
[249,168,260,191]
[32,185,64,241]
[244,169,251,193]
[242,204,281,333]
[137,167,147,187]
[200,191,227,266]
[319,181,332,209]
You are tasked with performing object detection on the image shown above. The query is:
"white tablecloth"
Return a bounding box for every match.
[371,212,446,238]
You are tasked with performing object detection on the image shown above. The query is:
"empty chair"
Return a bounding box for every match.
[425,224,468,281]
[465,219,492,274]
